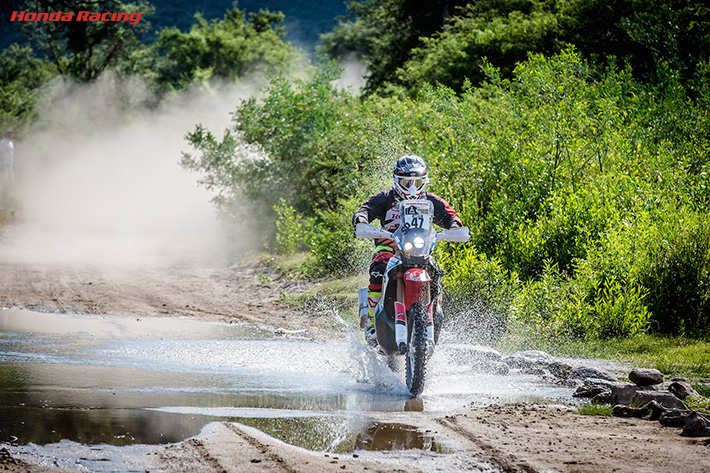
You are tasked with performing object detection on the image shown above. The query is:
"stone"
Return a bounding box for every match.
[612,400,666,419]
[668,380,700,400]
[548,361,573,379]
[659,409,694,428]
[680,411,710,437]
[512,350,553,362]
[610,384,654,406]
[469,360,510,375]
[502,355,537,371]
[628,368,664,386]
[631,391,686,410]
[568,367,618,383]
[573,384,610,398]
[591,390,614,404]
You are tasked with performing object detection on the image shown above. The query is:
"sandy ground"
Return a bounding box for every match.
[2,258,710,473]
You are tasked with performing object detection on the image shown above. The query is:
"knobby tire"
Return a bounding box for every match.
[405,302,427,397]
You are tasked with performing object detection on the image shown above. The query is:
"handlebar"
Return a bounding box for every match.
[354,223,470,242]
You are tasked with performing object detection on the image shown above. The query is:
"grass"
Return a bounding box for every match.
[500,333,710,379]
[261,251,366,324]
[576,402,614,416]
[593,335,710,379]
[287,274,364,323]
[685,395,710,415]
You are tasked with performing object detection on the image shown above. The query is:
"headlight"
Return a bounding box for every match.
[403,242,413,251]
[413,237,425,249]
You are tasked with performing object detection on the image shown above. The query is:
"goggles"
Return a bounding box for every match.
[397,176,427,189]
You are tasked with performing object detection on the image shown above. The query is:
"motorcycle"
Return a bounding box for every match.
[355,199,469,397]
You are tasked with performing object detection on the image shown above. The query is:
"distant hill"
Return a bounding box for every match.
[1,0,348,53]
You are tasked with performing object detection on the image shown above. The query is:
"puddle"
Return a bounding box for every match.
[1,308,575,461]
[355,422,452,453]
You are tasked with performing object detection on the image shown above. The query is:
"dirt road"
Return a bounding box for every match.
[2,257,709,472]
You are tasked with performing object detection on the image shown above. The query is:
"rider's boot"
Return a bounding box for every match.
[364,291,380,347]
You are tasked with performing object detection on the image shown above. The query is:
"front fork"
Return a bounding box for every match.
[394,269,435,356]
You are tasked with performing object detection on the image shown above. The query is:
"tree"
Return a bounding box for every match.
[139,7,303,93]
[181,59,362,217]
[344,0,474,95]
[398,1,561,93]
[18,0,153,81]
[0,43,56,130]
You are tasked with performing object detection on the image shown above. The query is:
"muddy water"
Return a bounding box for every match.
[1,308,575,464]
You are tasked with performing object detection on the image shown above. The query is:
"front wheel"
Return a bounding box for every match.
[405,302,427,397]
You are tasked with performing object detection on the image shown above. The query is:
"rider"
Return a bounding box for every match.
[352,155,463,345]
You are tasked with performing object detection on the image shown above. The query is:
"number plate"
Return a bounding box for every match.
[400,201,432,234]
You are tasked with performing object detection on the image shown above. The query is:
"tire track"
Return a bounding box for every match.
[436,415,540,473]
[223,423,299,473]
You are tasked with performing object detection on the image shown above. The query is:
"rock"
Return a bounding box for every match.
[470,345,504,362]
[629,368,664,386]
[668,381,700,400]
[631,391,687,410]
[512,350,554,362]
[502,355,537,371]
[645,400,668,420]
[548,361,573,379]
[592,390,614,404]
[568,367,618,383]
[542,374,582,388]
[659,409,694,428]
[680,411,710,437]
[446,344,503,363]
[612,400,666,419]
[610,384,654,406]
[573,384,611,399]
[469,360,510,375]
[520,366,548,376]
[613,404,648,417]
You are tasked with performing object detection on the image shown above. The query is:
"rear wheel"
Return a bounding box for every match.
[405,302,427,397]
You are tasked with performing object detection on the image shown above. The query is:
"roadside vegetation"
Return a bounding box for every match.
[2,1,709,377]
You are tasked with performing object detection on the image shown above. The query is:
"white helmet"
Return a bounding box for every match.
[393,155,429,199]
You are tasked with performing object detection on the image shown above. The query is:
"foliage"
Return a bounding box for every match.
[344,0,474,95]
[137,7,303,93]
[273,199,315,256]
[19,0,153,82]
[300,197,370,278]
[639,210,710,338]
[182,45,710,343]
[0,43,56,130]
[399,1,560,93]
[684,395,710,416]
[337,0,710,97]
[438,245,519,342]
[316,18,374,60]
[182,59,363,216]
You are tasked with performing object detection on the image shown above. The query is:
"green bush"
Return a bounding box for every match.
[138,7,302,92]
[0,44,56,131]
[301,197,370,278]
[640,210,710,338]
[438,245,520,342]
[273,199,316,256]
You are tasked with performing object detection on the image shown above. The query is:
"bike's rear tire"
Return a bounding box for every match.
[405,302,427,397]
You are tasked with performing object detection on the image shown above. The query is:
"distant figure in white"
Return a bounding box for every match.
[0,130,15,199]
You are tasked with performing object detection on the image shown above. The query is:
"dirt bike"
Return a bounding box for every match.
[355,200,469,397]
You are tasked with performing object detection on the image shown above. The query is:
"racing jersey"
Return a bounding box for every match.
[353,189,463,243]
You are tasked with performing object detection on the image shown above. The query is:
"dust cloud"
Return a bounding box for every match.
[1,73,261,268]
[334,55,367,93]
